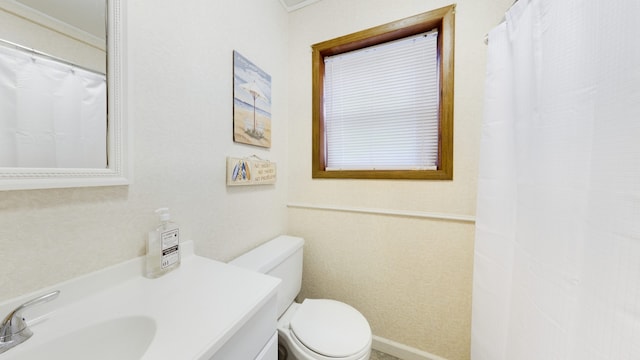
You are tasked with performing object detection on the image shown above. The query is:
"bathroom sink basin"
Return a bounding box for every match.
[7,316,156,360]
[0,242,281,360]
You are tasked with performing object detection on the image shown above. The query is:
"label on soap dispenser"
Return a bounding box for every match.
[160,228,180,269]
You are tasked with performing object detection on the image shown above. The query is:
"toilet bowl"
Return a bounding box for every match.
[278,300,371,360]
[229,236,372,360]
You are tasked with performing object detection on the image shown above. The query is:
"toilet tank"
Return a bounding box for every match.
[229,235,304,318]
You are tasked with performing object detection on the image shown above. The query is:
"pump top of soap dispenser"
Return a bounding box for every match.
[155,207,171,222]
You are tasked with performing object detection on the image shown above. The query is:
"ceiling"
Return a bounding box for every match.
[7,0,320,42]
[279,0,322,12]
[13,0,105,39]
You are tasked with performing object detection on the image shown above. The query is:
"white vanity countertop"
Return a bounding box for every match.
[0,241,280,360]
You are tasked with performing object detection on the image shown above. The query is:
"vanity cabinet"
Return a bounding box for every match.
[209,293,278,360]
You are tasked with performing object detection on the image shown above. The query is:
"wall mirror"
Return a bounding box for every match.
[0,0,129,190]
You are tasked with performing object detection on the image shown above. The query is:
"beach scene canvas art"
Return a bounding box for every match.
[233,51,272,148]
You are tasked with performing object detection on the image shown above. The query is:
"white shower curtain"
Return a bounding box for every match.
[472,0,640,359]
[0,45,107,168]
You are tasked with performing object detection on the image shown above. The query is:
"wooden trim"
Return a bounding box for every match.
[311,169,453,180]
[311,45,324,178]
[311,5,456,180]
[439,4,455,180]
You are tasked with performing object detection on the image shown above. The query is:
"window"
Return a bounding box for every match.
[311,5,455,180]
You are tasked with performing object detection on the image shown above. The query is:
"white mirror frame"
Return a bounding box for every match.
[0,0,130,191]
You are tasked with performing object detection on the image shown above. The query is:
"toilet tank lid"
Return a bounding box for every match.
[229,235,304,273]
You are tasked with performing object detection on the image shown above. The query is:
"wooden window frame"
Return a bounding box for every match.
[311,5,455,180]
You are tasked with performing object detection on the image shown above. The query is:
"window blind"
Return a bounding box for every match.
[323,31,440,170]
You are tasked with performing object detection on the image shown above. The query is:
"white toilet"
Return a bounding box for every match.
[229,235,372,360]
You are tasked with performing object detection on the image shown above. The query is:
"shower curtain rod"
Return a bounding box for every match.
[484,0,520,45]
[0,37,105,76]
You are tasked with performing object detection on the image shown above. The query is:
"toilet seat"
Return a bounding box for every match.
[288,299,371,359]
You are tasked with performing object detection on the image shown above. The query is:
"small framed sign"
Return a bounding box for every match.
[226,156,276,186]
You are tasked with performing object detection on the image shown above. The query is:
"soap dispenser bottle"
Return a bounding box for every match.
[146,207,180,278]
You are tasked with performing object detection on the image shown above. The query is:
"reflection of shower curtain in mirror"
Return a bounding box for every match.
[0,45,106,168]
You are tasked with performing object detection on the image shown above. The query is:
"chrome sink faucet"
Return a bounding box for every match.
[0,290,60,354]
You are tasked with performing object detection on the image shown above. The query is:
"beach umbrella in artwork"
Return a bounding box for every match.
[240,80,266,132]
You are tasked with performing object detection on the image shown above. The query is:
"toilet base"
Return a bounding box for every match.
[278,341,289,360]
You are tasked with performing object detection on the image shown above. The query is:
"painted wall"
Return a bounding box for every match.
[286,1,512,359]
[0,0,289,302]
